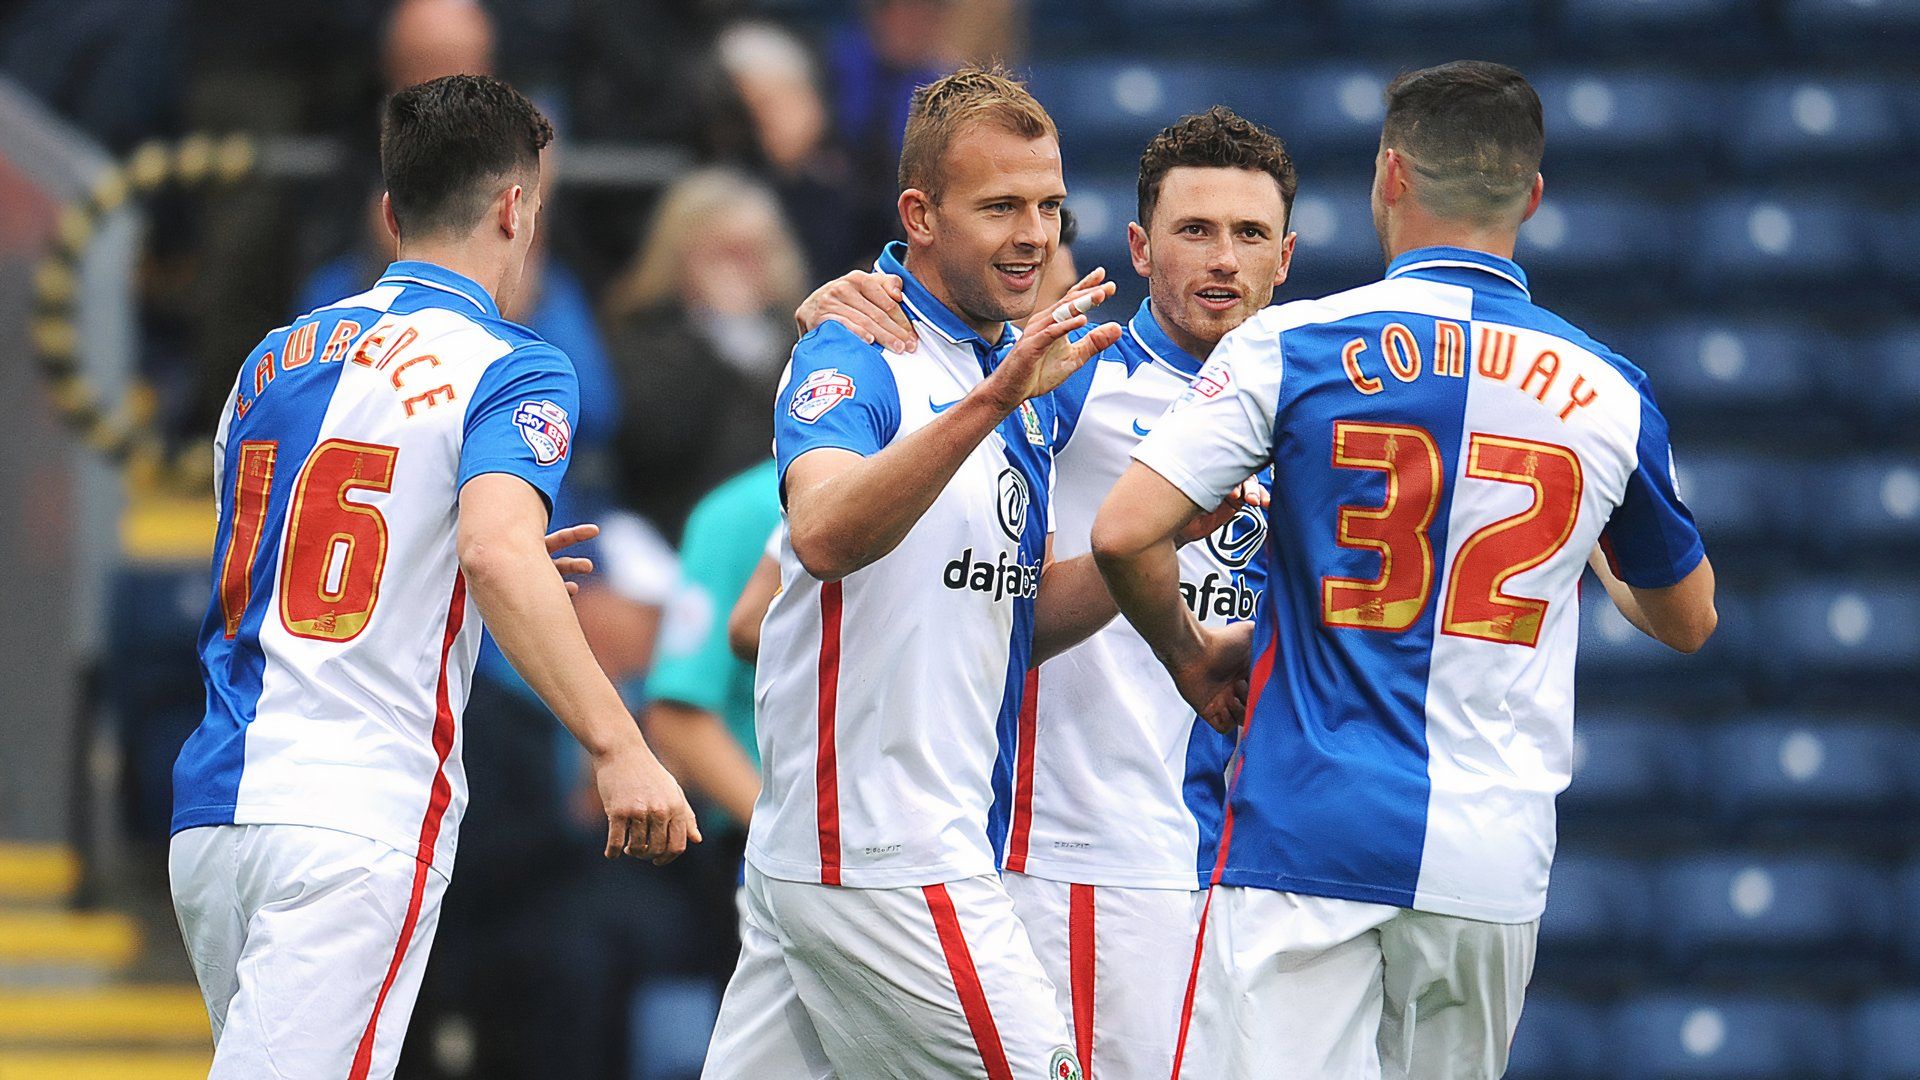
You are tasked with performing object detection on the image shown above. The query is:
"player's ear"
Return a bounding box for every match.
[1274,230,1296,288]
[380,193,401,245]
[899,189,936,245]
[1519,173,1545,223]
[499,183,525,240]
[1127,220,1151,280]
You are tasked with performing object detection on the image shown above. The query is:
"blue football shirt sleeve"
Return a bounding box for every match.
[1601,386,1706,589]
[773,322,902,489]
[459,343,581,514]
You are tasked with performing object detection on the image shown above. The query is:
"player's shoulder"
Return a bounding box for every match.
[1519,302,1655,397]
[788,320,902,398]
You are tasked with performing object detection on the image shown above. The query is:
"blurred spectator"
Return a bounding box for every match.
[0,0,182,152]
[715,20,861,277]
[603,167,807,539]
[1036,203,1080,308]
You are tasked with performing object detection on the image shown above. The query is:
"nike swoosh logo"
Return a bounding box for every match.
[930,397,960,413]
[1132,420,1153,437]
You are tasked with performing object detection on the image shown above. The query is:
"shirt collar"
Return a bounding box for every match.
[876,242,1008,358]
[1385,245,1530,299]
[1126,299,1207,378]
[375,260,500,318]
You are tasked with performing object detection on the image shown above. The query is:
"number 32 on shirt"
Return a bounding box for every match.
[1321,421,1582,648]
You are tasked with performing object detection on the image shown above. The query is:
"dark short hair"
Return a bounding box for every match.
[381,74,553,237]
[1381,61,1543,222]
[1136,106,1297,230]
[1058,204,1078,249]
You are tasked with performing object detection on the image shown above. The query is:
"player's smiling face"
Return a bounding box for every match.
[1130,165,1295,359]
[915,124,1065,335]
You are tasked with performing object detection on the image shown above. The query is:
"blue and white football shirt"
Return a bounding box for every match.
[173,261,579,877]
[748,243,1057,888]
[1133,247,1704,922]
[1003,300,1258,891]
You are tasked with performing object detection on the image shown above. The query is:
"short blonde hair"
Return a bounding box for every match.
[899,65,1057,202]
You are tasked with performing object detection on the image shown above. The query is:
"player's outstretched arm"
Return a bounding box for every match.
[641,701,760,826]
[1587,545,1719,654]
[458,474,701,863]
[787,274,1122,581]
[795,271,918,353]
[1092,462,1252,732]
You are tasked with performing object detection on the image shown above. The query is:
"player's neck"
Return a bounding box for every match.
[901,248,1007,346]
[394,240,510,308]
[1383,217,1520,264]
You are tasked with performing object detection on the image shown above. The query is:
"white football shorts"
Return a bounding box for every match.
[169,823,448,1080]
[1173,887,1538,1080]
[703,865,1083,1080]
[1003,870,1205,1080]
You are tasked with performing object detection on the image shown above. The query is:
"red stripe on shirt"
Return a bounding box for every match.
[816,581,844,885]
[1069,883,1096,1074]
[1168,886,1215,1080]
[1208,636,1277,886]
[924,883,1016,1080]
[1005,668,1040,872]
[349,572,466,1079]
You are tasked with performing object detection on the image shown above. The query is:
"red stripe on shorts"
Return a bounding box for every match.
[924,883,1015,1080]
[349,572,465,1079]
[1069,883,1096,1074]
[815,581,844,885]
[1168,886,1215,1080]
[1005,668,1041,872]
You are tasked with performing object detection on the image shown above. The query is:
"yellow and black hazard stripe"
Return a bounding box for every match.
[31,133,257,492]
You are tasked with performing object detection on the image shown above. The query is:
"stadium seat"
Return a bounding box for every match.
[1863,323,1920,431]
[1561,711,1703,825]
[1703,716,1916,826]
[1686,194,1872,297]
[1324,0,1536,59]
[1872,205,1920,301]
[1632,318,1820,431]
[1539,854,1656,957]
[1029,58,1297,167]
[1577,582,1748,698]
[1278,179,1382,296]
[1728,78,1906,174]
[1852,993,1920,1080]
[1531,71,1717,176]
[1803,456,1920,556]
[1556,0,1770,57]
[1759,578,1920,679]
[1061,172,1144,311]
[1516,191,1674,288]
[1783,0,1920,58]
[1506,995,1606,1080]
[1258,66,1398,169]
[1667,449,1799,553]
[1610,996,1845,1079]
[1654,855,1888,973]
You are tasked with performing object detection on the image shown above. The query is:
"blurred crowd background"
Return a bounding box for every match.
[0,0,1918,1077]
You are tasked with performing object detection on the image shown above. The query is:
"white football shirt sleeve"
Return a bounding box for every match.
[1130,312,1285,510]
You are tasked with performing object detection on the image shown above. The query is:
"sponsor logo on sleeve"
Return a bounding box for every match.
[513,399,572,465]
[789,368,857,424]
[1191,366,1233,400]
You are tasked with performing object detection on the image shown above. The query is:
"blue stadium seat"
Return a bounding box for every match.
[1667,449,1799,551]
[1703,717,1916,825]
[1728,78,1906,174]
[1654,855,1888,971]
[1516,191,1673,284]
[1539,854,1655,956]
[1562,711,1703,822]
[1507,995,1606,1080]
[1279,180,1381,296]
[1577,582,1748,694]
[1610,996,1844,1079]
[1864,323,1920,428]
[1632,318,1820,427]
[1853,993,1920,1080]
[1784,0,1920,58]
[1325,0,1536,55]
[1686,195,1871,296]
[1873,206,1920,300]
[1806,456,1920,555]
[1760,578,1920,677]
[1532,71,1717,175]
[1259,66,1397,168]
[1028,58,1230,163]
[1107,0,1294,39]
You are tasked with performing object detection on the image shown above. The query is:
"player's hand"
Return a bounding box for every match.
[795,271,918,353]
[1171,623,1255,734]
[1177,479,1270,547]
[545,522,599,596]
[978,269,1122,412]
[594,740,703,865]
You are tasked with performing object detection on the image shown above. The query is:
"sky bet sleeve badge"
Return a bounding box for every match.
[513,399,572,465]
[789,368,856,424]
